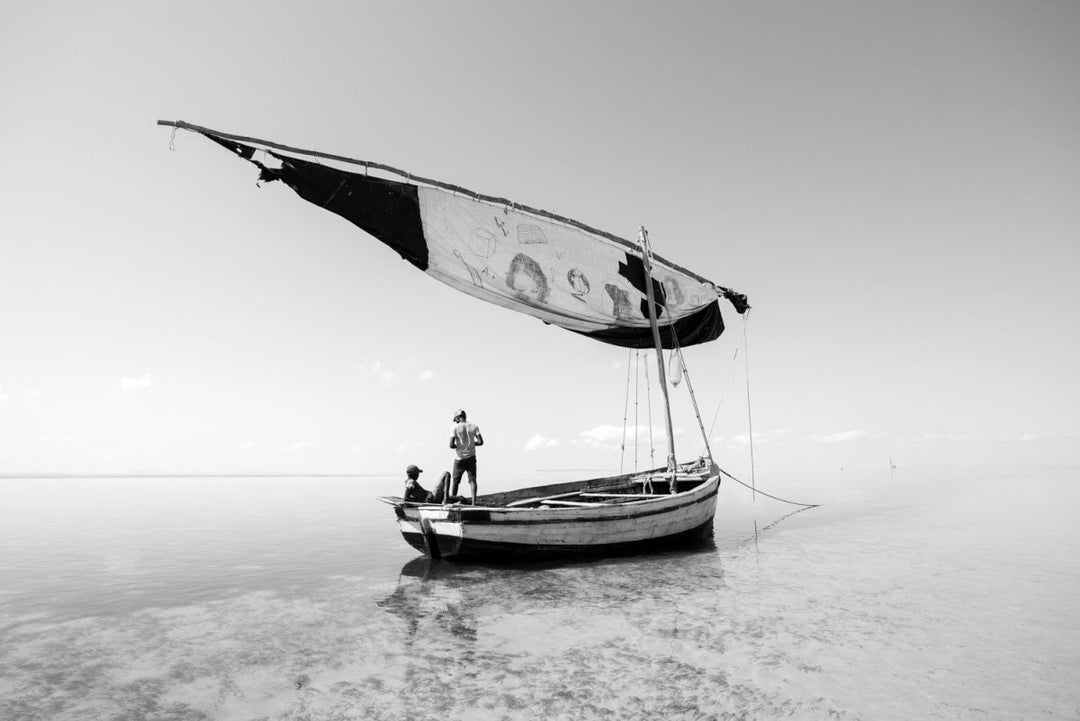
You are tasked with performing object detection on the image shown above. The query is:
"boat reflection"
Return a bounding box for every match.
[376,557,479,641]
[376,504,813,645]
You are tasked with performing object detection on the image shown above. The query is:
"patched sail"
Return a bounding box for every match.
[184,124,748,349]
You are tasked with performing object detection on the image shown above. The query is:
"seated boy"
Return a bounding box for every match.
[403,464,467,504]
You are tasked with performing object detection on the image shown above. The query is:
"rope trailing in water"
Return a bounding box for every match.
[717,467,820,508]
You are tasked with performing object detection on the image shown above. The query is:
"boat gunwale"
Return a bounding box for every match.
[377,466,718,515]
[384,473,720,526]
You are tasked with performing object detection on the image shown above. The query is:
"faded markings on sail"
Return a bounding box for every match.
[418,188,716,337]
[183,126,727,347]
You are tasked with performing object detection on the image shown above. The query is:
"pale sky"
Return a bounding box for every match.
[2,1,1078,479]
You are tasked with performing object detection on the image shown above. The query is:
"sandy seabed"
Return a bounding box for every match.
[2,471,1078,720]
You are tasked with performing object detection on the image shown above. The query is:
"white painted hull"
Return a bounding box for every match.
[381,468,720,560]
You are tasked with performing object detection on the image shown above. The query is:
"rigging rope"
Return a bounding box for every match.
[666,309,713,463]
[619,348,632,475]
[634,350,640,473]
[742,312,757,501]
[644,355,655,467]
[705,346,740,443]
[659,301,799,508]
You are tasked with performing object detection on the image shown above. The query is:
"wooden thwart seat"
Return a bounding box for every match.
[579,492,666,498]
[539,499,613,507]
[506,490,584,508]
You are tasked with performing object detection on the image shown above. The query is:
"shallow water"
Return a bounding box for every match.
[1,469,1078,720]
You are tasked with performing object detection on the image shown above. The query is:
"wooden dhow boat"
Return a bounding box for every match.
[159,119,750,560]
[383,459,721,559]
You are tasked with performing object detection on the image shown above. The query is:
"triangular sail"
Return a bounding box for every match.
[182,124,748,349]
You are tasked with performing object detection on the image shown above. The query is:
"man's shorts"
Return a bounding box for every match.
[451,455,477,492]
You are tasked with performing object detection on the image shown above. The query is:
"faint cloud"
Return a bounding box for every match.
[897,432,979,443]
[809,429,868,444]
[115,373,153,394]
[578,424,670,450]
[346,445,364,454]
[524,434,559,451]
[23,389,41,402]
[579,424,627,444]
[278,441,315,454]
[356,360,397,385]
[0,385,8,402]
[235,442,255,450]
[357,358,434,384]
[715,429,792,447]
[36,435,79,446]
[897,432,1057,444]
[373,362,396,384]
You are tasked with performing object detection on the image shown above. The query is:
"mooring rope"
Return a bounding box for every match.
[717,467,819,508]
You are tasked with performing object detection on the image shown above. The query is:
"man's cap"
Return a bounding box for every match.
[406,464,422,474]
[453,409,466,420]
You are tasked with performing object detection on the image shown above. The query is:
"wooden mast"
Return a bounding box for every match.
[638,227,677,476]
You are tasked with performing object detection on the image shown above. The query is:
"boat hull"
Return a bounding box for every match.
[385,470,720,560]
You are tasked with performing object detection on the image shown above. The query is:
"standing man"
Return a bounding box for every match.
[449,409,483,505]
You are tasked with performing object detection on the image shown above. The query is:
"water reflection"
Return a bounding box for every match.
[376,541,730,649]
[375,501,816,639]
[377,557,479,640]
[1,477,837,720]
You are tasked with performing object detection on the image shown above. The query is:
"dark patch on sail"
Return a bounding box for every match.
[577,300,724,349]
[200,132,428,271]
[618,252,667,320]
[268,153,429,271]
[202,133,256,161]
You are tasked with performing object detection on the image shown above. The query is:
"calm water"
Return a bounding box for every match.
[1,468,1078,720]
